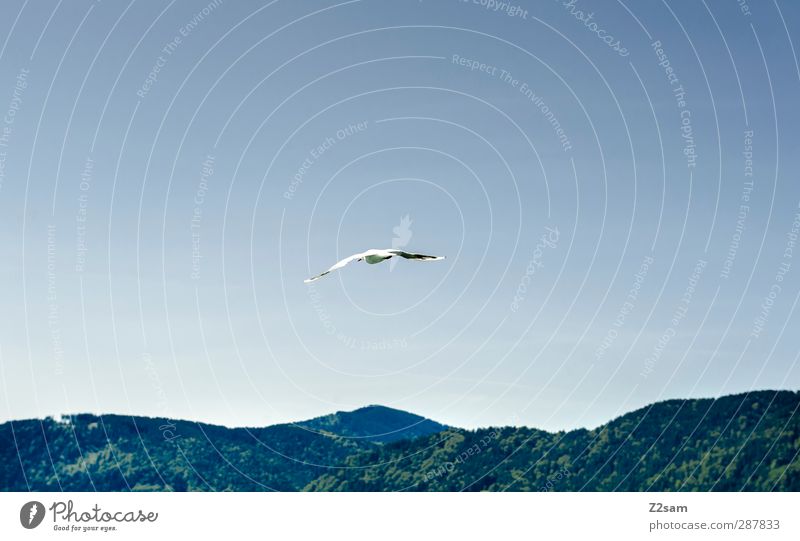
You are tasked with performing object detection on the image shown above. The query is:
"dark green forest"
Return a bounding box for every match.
[1,390,798,491]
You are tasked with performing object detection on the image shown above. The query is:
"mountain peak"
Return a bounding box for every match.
[298,404,446,443]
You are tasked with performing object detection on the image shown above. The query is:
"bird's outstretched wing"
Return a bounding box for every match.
[304,253,363,283]
[387,249,445,261]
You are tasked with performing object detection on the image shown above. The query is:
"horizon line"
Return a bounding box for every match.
[1,388,796,434]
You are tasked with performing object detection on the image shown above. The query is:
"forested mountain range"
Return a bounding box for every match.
[1,391,797,491]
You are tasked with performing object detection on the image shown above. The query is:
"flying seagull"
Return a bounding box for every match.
[304,248,445,283]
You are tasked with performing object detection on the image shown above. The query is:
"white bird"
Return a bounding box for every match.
[304,248,445,283]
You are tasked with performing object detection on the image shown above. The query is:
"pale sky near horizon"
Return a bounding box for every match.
[1,0,799,432]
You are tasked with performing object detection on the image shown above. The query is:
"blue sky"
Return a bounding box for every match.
[0,0,799,431]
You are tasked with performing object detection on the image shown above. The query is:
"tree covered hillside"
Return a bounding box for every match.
[308,391,800,491]
[1,391,797,491]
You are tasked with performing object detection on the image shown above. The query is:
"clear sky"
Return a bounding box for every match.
[0,0,799,431]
